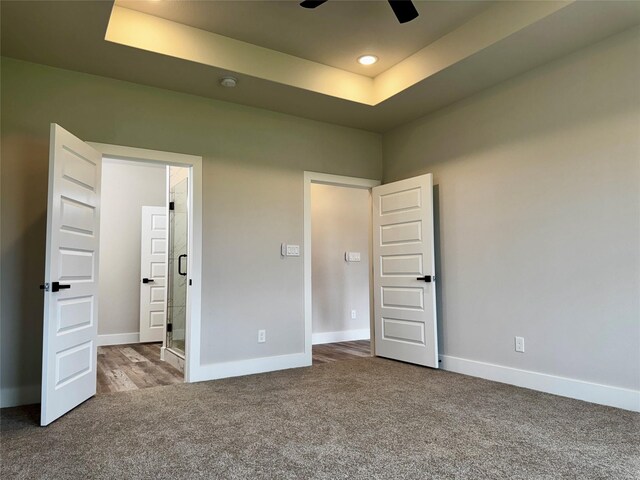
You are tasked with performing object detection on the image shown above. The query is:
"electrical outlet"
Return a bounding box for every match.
[258,329,266,343]
[351,310,357,319]
[515,336,525,353]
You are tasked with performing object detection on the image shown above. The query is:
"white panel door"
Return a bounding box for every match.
[139,206,167,343]
[41,124,102,426]
[372,174,438,367]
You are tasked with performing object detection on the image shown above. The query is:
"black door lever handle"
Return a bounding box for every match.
[40,282,71,291]
[416,275,433,283]
[51,281,71,292]
[142,278,154,284]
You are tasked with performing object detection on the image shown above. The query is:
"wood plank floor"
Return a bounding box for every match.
[97,343,183,395]
[98,340,370,394]
[312,340,371,365]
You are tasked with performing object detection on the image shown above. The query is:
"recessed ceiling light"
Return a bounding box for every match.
[358,55,378,66]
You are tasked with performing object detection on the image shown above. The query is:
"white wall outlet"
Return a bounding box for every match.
[351,310,357,319]
[515,336,525,353]
[258,329,266,343]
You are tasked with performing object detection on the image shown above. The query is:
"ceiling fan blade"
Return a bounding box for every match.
[388,0,419,24]
[300,0,328,8]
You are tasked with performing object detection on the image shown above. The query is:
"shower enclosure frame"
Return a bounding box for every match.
[89,142,203,383]
[164,166,190,366]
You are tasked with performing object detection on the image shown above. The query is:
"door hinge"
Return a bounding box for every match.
[169,201,175,211]
[166,323,173,333]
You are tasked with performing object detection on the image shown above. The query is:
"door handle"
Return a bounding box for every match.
[416,275,433,283]
[142,278,154,284]
[50,281,71,292]
[178,254,187,276]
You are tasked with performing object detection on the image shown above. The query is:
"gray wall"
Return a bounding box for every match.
[311,184,371,338]
[0,57,382,406]
[99,159,166,337]
[2,26,638,407]
[383,27,640,390]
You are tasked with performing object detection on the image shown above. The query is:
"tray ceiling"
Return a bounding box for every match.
[2,1,639,132]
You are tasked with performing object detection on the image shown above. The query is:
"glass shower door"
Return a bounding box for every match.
[167,169,188,355]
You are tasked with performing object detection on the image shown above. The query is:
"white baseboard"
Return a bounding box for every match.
[312,329,370,345]
[97,332,140,346]
[1,384,40,408]
[440,354,640,412]
[190,352,309,383]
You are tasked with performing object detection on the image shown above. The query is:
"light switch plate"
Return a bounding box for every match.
[345,252,361,262]
[281,243,300,257]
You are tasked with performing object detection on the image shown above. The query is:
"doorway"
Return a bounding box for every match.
[96,160,190,393]
[89,140,204,389]
[303,172,381,365]
[304,171,439,370]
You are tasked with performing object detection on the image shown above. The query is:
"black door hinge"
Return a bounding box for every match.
[166,323,173,333]
[169,201,175,211]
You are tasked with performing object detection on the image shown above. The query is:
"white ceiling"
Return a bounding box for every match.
[116,0,493,76]
[2,1,640,132]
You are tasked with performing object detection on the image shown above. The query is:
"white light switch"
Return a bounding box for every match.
[281,243,300,257]
[345,252,361,262]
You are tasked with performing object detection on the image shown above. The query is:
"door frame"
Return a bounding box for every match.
[303,172,381,365]
[89,142,203,382]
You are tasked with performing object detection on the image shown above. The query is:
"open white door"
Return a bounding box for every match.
[41,124,102,426]
[139,206,167,343]
[372,174,438,367]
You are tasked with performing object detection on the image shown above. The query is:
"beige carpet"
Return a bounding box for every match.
[1,357,638,479]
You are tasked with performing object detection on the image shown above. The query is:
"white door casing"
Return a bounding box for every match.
[139,206,167,343]
[41,124,102,426]
[372,174,438,367]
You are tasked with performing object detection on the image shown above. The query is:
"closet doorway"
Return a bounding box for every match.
[303,172,380,365]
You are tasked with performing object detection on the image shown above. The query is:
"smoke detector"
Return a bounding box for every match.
[220,77,238,88]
